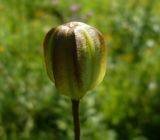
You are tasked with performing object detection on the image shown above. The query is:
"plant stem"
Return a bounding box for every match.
[71,99,80,140]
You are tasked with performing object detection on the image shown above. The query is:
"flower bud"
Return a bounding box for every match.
[43,22,107,100]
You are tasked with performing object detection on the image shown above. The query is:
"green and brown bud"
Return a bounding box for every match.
[43,21,107,100]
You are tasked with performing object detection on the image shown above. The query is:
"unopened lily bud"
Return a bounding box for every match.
[43,21,107,100]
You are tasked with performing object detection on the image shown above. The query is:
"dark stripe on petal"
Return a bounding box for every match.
[64,29,83,99]
[69,30,82,91]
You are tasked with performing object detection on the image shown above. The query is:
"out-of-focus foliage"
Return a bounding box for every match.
[0,0,160,140]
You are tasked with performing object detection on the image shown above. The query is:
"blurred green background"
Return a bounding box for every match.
[0,0,160,140]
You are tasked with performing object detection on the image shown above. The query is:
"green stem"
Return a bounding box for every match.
[71,99,80,140]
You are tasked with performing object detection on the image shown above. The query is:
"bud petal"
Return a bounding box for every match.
[43,22,107,100]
